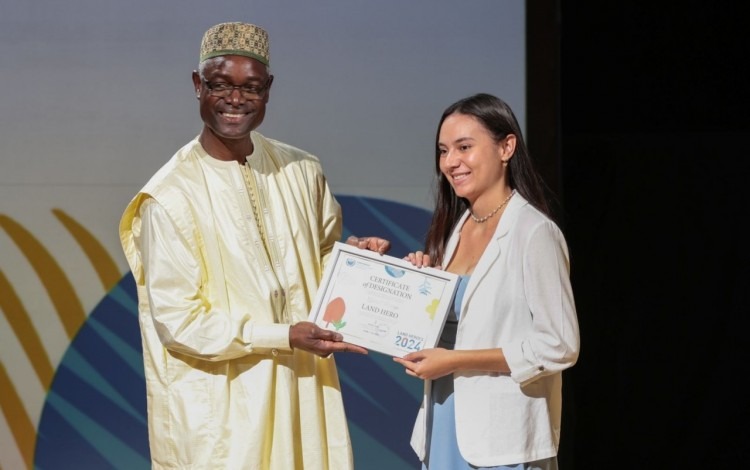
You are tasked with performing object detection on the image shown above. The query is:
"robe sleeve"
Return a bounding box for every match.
[134,198,292,361]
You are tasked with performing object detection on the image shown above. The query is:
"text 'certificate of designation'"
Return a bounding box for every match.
[309,242,459,357]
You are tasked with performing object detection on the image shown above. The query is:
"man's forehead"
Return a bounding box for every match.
[201,55,270,79]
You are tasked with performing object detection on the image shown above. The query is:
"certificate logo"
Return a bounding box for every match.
[384,265,405,278]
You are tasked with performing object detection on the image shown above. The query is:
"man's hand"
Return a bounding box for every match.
[346,235,390,254]
[289,321,368,357]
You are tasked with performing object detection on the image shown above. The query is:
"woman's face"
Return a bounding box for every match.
[438,113,512,203]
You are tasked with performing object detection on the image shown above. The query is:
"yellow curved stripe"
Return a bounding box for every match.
[0,270,54,386]
[0,215,85,339]
[52,209,121,291]
[0,362,35,469]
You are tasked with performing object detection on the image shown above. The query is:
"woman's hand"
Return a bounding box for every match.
[403,251,432,268]
[393,348,456,381]
[346,235,390,254]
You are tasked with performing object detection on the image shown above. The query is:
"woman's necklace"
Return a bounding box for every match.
[470,190,515,224]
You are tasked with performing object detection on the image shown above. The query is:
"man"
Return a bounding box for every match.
[119,21,389,469]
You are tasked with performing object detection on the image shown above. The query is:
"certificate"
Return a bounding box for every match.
[308,241,459,357]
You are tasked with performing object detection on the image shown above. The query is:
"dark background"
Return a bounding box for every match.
[527,2,748,469]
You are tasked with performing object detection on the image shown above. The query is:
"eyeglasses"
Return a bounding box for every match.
[201,78,271,100]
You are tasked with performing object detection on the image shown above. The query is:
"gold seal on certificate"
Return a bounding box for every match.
[309,242,459,357]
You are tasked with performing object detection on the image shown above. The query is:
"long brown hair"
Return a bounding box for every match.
[424,93,552,265]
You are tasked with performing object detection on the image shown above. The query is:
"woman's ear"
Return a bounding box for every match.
[499,134,516,162]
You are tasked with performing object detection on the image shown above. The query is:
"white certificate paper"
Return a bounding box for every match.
[308,242,459,357]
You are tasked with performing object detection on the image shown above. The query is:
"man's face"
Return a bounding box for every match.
[192,55,273,142]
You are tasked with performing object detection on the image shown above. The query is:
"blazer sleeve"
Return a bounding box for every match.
[505,219,580,385]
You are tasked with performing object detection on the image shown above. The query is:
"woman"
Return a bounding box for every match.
[394,93,580,470]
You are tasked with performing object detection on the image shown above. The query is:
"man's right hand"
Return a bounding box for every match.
[289,321,368,357]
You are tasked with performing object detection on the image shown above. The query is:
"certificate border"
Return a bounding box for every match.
[308,241,459,356]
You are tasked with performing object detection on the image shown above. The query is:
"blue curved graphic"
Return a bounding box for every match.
[35,274,148,470]
[35,196,431,470]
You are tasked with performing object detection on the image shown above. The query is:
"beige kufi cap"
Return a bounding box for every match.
[199,22,270,65]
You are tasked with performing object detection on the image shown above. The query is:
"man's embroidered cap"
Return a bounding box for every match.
[200,22,269,65]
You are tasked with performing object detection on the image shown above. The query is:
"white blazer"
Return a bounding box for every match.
[410,194,580,467]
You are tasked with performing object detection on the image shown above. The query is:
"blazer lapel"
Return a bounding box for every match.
[459,194,527,316]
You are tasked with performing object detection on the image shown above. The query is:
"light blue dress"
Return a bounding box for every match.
[422,275,558,470]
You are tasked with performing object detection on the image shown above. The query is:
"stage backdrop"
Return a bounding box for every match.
[0,1,526,468]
